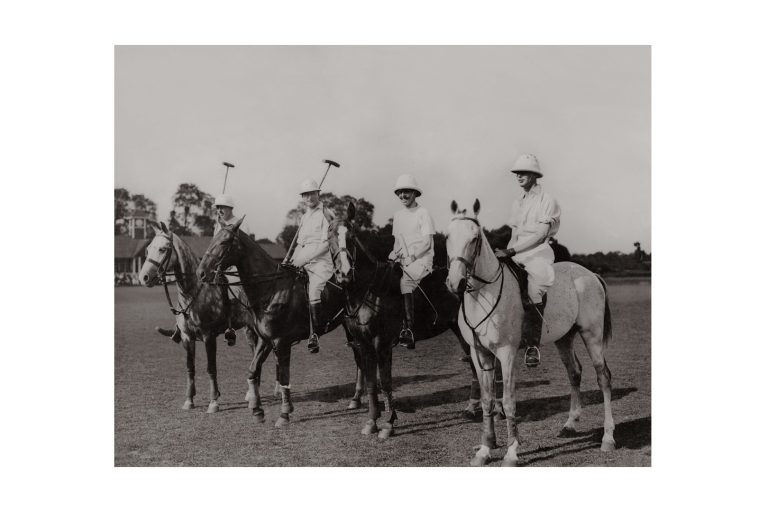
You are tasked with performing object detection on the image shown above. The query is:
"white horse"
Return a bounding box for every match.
[445,200,615,466]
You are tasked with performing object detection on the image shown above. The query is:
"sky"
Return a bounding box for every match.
[115,46,650,254]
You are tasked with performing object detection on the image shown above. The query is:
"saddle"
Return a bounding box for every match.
[497,256,533,307]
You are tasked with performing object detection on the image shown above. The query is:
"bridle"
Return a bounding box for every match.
[145,231,202,317]
[449,216,506,371]
[448,216,502,293]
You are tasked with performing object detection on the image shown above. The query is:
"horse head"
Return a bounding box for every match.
[139,221,176,287]
[328,202,356,285]
[446,199,482,294]
[197,216,245,284]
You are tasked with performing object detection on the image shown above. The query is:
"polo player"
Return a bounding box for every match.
[494,154,561,367]
[288,179,335,354]
[388,174,436,350]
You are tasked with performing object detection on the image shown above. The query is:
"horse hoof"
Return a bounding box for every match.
[558,426,579,438]
[207,402,219,413]
[361,420,378,435]
[501,458,518,467]
[463,409,481,422]
[347,399,362,410]
[252,409,266,423]
[275,414,290,428]
[601,439,616,452]
[182,400,194,410]
[470,455,489,467]
[378,424,394,440]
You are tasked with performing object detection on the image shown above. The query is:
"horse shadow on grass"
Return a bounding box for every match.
[511,415,652,466]
[396,387,638,436]
[295,372,470,404]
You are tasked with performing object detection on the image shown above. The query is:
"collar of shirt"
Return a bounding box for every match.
[521,184,542,199]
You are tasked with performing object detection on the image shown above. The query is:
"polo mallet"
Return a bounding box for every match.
[222,162,235,193]
[282,159,341,264]
[318,159,340,189]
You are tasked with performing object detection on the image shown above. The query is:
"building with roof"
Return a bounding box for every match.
[114,210,287,284]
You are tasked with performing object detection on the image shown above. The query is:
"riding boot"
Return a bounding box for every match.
[522,297,546,368]
[156,325,182,343]
[398,293,416,350]
[307,302,325,354]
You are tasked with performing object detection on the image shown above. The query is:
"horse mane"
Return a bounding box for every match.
[237,230,280,274]
[170,233,199,290]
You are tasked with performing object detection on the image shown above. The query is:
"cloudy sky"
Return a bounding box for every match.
[115,46,649,254]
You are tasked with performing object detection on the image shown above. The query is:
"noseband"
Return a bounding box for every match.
[449,216,501,291]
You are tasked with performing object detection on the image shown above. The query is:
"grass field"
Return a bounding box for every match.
[115,277,650,466]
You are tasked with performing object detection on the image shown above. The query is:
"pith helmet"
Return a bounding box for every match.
[393,174,422,197]
[510,154,543,178]
[214,194,235,208]
[299,179,321,195]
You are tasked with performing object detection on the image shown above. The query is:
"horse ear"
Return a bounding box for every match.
[473,199,480,216]
[346,202,356,222]
[160,221,169,234]
[450,200,458,214]
[232,215,245,231]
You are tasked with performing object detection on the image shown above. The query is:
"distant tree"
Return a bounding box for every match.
[171,183,215,236]
[168,210,189,236]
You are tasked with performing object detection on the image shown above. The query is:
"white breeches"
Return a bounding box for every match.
[513,244,555,304]
[400,260,431,294]
[305,260,333,303]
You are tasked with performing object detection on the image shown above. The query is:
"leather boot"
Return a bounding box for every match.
[522,298,546,367]
[398,293,416,350]
[156,325,182,343]
[307,302,324,354]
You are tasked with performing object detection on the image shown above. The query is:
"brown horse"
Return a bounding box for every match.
[327,203,491,439]
[446,200,615,466]
[196,217,355,427]
[138,221,258,413]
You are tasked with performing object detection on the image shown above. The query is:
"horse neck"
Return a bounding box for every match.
[349,251,397,301]
[232,232,282,303]
[172,236,198,293]
[474,230,501,283]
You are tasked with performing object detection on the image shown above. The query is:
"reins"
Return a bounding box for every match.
[146,232,204,318]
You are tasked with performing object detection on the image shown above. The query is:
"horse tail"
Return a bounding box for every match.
[596,275,612,347]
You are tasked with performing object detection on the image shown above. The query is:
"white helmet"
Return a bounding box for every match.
[510,154,543,178]
[393,174,422,197]
[214,194,235,208]
[299,179,321,195]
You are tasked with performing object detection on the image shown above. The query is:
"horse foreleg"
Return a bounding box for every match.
[247,333,272,422]
[274,338,293,428]
[497,346,520,467]
[182,338,196,410]
[581,328,616,451]
[556,330,583,436]
[375,334,396,439]
[204,335,220,413]
[470,342,497,467]
[454,324,482,420]
[360,338,380,435]
[344,324,365,410]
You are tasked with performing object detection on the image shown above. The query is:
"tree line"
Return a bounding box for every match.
[115,185,650,275]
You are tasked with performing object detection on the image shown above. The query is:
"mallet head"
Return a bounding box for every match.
[324,159,340,168]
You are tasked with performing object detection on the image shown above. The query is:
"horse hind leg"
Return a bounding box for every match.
[579,327,616,451]
[182,338,196,410]
[555,327,583,437]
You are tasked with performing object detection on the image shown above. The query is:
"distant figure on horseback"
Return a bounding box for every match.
[286,179,335,354]
[493,154,561,367]
[388,174,436,350]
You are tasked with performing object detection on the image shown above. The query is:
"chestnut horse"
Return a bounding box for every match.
[196,217,356,427]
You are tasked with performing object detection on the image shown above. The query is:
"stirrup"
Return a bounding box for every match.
[224,328,237,346]
[524,346,541,368]
[307,333,320,354]
[398,328,415,350]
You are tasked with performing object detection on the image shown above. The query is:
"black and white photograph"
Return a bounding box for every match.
[114,45,650,467]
